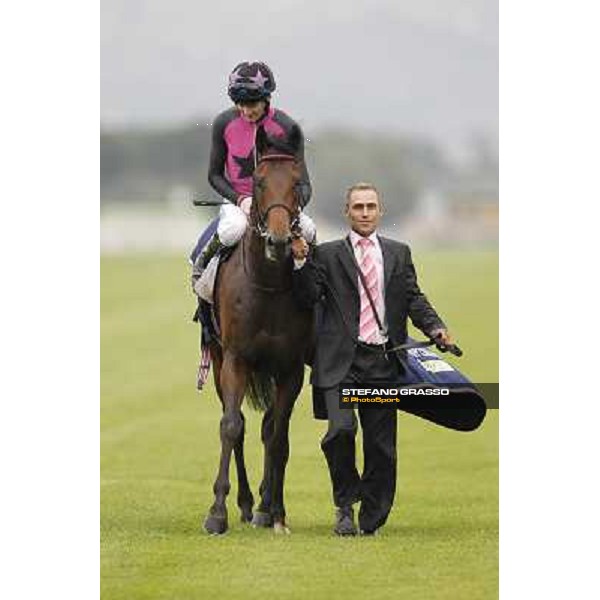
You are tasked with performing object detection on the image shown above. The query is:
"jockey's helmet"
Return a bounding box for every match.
[227,62,276,103]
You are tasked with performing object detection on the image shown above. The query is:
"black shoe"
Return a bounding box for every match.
[334,506,357,536]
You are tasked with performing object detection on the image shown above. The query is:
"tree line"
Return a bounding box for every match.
[101,119,495,226]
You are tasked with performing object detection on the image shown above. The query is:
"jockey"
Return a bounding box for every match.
[190,61,316,272]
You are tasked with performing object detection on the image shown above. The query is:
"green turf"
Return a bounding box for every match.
[101,250,498,600]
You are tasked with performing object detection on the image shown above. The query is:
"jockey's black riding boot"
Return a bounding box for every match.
[199,233,225,269]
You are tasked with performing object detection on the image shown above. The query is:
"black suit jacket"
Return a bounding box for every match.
[293,235,446,417]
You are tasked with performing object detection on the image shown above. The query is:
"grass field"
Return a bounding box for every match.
[101,249,498,600]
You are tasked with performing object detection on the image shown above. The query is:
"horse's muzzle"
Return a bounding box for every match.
[265,234,292,262]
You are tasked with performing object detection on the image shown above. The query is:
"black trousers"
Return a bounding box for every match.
[320,345,400,532]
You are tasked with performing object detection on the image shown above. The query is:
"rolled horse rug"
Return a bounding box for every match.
[395,340,488,431]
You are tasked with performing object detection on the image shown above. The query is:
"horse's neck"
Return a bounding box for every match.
[243,229,292,289]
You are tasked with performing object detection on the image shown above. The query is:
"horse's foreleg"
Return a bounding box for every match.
[215,350,254,523]
[233,412,254,522]
[204,352,247,535]
[252,406,275,528]
[269,366,305,533]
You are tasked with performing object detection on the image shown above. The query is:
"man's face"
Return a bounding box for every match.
[236,100,267,122]
[345,189,383,237]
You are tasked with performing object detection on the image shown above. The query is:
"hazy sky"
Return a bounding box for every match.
[101,0,498,152]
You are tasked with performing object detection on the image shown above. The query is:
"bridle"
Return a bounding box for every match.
[252,154,302,238]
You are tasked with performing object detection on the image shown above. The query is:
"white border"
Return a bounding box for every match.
[501,1,599,597]
[2,3,99,599]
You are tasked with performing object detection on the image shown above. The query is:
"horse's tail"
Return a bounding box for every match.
[245,370,276,412]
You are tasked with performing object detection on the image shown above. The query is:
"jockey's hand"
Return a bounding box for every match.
[291,236,309,260]
[430,328,453,348]
[238,196,252,216]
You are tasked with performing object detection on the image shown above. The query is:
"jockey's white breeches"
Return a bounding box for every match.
[217,201,317,247]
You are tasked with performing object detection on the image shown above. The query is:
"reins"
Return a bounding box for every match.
[251,153,302,239]
[242,152,301,293]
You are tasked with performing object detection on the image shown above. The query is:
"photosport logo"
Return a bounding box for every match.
[338,383,499,409]
[340,387,450,404]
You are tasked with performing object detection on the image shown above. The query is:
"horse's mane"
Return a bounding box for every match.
[261,135,297,158]
[256,123,301,159]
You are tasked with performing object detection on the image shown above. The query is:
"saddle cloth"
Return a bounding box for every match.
[194,255,220,304]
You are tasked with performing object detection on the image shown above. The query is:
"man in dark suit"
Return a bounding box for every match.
[291,182,452,536]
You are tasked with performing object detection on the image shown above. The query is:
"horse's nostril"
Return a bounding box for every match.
[269,235,291,247]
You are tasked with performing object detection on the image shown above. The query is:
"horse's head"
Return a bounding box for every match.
[252,125,303,262]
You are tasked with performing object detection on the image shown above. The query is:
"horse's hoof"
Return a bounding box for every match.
[240,509,254,523]
[251,511,273,528]
[203,514,228,535]
[274,521,291,535]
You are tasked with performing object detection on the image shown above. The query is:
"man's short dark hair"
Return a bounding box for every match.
[345,182,382,208]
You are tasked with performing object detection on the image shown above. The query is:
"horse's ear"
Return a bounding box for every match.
[255,125,269,157]
[288,124,302,153]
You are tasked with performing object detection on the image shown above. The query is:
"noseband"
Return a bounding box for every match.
[252,154,301,238]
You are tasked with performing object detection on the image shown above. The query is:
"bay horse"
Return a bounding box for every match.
[203,124,313,535]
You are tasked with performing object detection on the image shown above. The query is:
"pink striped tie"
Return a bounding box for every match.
[357,238,380,343]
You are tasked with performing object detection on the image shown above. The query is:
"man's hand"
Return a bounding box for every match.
[430,328,453,347]
[291,236,309,260]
